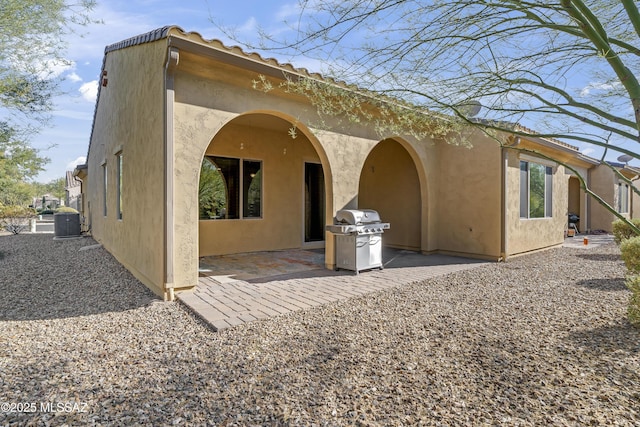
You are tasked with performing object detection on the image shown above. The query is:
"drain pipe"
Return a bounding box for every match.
[500,147,508,261]
[163,45,179,301]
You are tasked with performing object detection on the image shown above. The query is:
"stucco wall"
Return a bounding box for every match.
[435,134,503,259]
[86,40,167,296]
[358,138,422,250]
[169,64,423,286]
[590,165,618,232]
[566,170,589,233]
[568,177,581,216]
[505,150,567,255]
[198,122,322,255]
[85,31,600,297]
[633,181,640,220]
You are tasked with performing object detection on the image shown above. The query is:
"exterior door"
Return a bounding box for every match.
[305,162,325,242]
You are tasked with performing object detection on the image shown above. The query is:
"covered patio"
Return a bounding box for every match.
[184,248,489,330]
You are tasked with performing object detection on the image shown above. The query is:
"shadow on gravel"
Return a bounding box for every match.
[575,277,628,292]
[574,253,622,262]
[0,234,158,321]
[569,323,640,355]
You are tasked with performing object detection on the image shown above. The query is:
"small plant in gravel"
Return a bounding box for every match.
[624,276,640,326]
[0,205,36,235]
[619,235,640,327]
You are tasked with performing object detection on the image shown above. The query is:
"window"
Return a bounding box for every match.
[520,160,553,218]
[618,182,629,213]
[102,163,107,217]
[199,156,262,220]
[116,152,123,220]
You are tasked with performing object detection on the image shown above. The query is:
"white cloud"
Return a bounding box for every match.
[579,81,620,97]
[67,72,83,82]
[275,2,301,21]
[581,147,596,156]
[79,80,99,103]
[66,156,87,170]
[238,17,258,34]
[7,51,75,81]
[44,58,75,80]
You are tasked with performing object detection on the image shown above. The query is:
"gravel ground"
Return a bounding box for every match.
[1,233,639,426]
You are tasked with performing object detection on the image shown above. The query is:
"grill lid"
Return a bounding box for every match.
[335,209,382,225]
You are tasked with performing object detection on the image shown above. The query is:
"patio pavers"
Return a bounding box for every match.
[179,235,615,331]
[179,250,489,331]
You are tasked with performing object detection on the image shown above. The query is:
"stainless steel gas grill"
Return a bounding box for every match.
[326,209,390,274]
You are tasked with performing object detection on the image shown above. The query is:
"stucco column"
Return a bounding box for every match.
[318,131,375,269]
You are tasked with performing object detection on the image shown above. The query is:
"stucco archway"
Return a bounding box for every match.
[196,111,332,257]
[358,138,424,251]
[568,175,583,232]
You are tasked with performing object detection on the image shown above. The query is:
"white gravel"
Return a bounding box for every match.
[1,233,639,426]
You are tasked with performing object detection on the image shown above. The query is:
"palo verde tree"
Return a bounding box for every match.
[237,0,640,232]
[0,0,97,205]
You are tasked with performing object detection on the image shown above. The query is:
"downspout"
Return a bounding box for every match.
[164,45,179,301]
[585,170,591,233]
[501,148,508,261]
[73,175,85,231]
[586,168,592,233]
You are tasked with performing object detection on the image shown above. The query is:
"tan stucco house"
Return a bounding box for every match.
[587,162,640,231]
[65,170,82,211]
[75,27,634,300]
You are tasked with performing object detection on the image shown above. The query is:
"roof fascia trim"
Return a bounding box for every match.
[166,36,299,81]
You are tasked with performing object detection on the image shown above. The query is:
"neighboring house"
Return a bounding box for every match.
[65,170,82,211]
[75,27,635,300]
[32,194,60,211]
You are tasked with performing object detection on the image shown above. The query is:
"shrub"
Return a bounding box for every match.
[619,236,640,328]
[55,206,78,213]
[612,218,640,245]
[624,276,640,327]
[620,236,640,274]
[0,205,36,235]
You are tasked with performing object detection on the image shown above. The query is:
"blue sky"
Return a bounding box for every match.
[33,0,298,182]
[32,0,633,182]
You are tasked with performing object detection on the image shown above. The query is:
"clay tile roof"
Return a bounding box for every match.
[103,25,343,86]
[65,170,80,188]
[513,124,580,152]
[87,26,584,162]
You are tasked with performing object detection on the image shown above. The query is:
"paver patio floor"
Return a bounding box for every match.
[179,234,614,331]
[180,248,489,330]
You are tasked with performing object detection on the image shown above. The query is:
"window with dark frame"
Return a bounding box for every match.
[520,160,553,219]
[618,182,629,213]
[198,156,262,220]
[102,163,107,217]
[116,152,123,220]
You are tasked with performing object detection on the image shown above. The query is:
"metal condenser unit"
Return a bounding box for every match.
[326,209,390,274]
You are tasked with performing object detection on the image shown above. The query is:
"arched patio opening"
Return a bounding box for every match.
[568,175,583,232]
[197,112,329,257]
[358,138,422,251]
